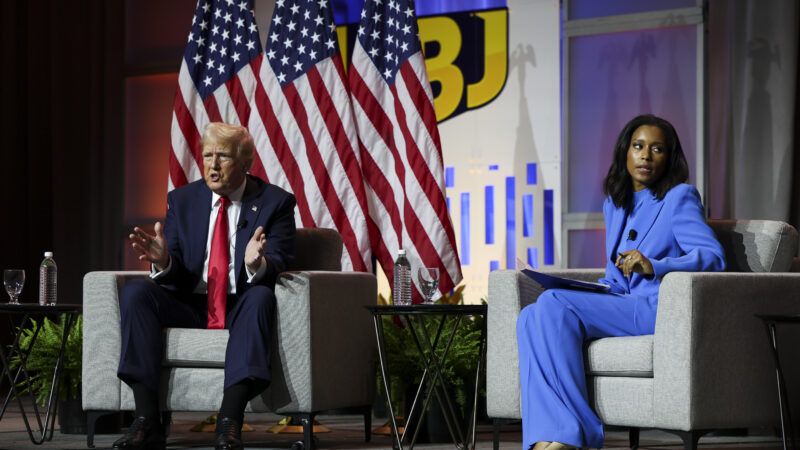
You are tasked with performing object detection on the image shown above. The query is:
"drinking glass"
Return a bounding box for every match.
[3,269,25,305]
[418,267,439,305]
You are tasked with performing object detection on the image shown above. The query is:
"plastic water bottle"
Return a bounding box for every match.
[39,251,57,306]
[393,249,411,306]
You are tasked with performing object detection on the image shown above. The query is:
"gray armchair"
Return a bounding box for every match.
[82,228,377,449]
[487,219,800,450]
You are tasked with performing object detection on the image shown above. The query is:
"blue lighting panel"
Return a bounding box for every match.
[527,247,538,269]
[446,196,450,212]
[544,189,554,265]
[488,164,499,171]
[506,177,516,269]
[526,163,537,185]
[485,185,495,244]
[333,0,509,25]
[461,192,470,265]
[522,194,534,238]
[489,260,500,272]
[445,167,455,188]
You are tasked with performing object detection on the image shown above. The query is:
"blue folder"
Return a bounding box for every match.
[521,269,610,293]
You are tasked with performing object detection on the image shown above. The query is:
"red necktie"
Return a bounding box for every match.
[207,196,230,329]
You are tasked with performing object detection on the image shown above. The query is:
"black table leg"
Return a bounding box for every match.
[464,314,487,450]
[764,321,797,450]
[0,311,79,444]
[372,315,403,450]
[366,305,488,450]
[405,313,465,447]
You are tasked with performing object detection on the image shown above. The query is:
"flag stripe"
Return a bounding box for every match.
[400,59,444,167]
[282,81,366,271]
[224,75,252,126]
[168,139,190,188]
[389,82,454,287]
[204,89,224,123]
[306,60,371,230]
[260,68,330,233]
[286,73,357,240]
[170,111,202,184]
[251,75,317,227]
[305,62,373,268]
[359,140,403,241]
[349,66,402,177]
[396,65,459,267]
[172,91,204,174]
[349,66,414,250]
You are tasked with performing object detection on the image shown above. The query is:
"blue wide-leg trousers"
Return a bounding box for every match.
[516,288,657,449]
[117,278,276,393]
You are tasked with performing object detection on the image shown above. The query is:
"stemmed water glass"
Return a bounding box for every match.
[418,267,440,305]
[3,269,25,305]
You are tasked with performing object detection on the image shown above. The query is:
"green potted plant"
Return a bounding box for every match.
[376,287,486,443]
[9,314,85,434]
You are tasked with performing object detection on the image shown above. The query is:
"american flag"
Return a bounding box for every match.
[349,0,462,298]
[171,0,373,272]
[170,0,264,189]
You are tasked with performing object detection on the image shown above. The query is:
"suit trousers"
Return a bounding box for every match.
[117,278,276,393]
[516,288,657,449]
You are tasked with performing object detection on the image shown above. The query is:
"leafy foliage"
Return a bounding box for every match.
[9,314,82,405]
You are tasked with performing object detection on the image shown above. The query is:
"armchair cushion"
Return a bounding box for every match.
[163,329,228,368]
[585,335,653,377]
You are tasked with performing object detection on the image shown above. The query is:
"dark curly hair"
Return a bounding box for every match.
[603,114,689,210]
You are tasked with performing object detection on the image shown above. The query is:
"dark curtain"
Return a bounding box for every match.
[792,33,800,230]
[708,0,800,235]
[0,1,124,310]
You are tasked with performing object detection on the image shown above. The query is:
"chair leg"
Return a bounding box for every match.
[85,410,105,448]
[86,410,131,448]
[161,411,172,437]
[680,430,700,450]
[301,413,316,450]
[362,405,372,442]
[629,427,639,449]
[662,429,707,450]
[493,418,502,450]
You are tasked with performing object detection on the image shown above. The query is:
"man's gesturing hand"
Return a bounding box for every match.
[130,222,169,270]
[245,226,267,274]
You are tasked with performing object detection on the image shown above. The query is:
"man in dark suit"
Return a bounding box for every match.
[113,123,296,450]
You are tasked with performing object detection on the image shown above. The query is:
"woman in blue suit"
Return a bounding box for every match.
[516,115,726,450]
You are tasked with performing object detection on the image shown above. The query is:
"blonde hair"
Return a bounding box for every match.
[201,122,255,169]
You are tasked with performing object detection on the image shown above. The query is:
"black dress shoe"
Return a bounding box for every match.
[112,416,166,450]
[215,417,243,450]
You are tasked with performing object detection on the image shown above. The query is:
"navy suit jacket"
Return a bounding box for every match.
[156,175,296,295]
[598,183,726,300]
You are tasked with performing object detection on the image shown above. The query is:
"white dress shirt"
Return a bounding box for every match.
[152,179,266,293]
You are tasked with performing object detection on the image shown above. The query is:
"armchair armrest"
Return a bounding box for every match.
[653,271,800,430]
[268,271,377,413]
[82,271,149,411]
[486,269,604,419]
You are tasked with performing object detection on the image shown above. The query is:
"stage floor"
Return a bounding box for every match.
[0,408,785,449]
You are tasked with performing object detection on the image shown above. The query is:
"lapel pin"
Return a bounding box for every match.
[251,205,258,212]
